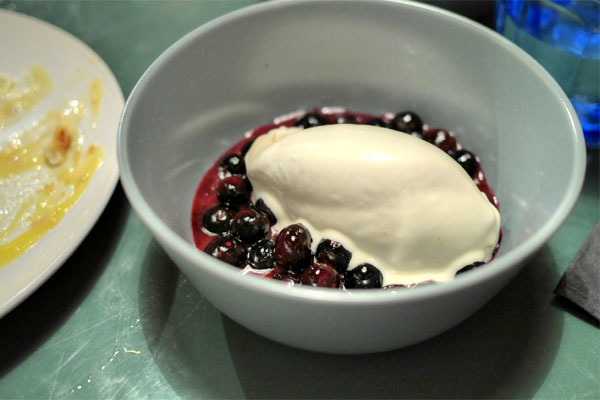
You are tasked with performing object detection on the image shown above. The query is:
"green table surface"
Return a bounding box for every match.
[0,1,598,399]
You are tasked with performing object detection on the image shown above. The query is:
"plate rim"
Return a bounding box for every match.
[0,9,124,318]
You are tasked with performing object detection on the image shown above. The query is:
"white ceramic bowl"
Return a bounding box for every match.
[118,0,586,354]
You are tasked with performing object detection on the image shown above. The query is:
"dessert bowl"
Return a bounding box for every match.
[118,0,586,354]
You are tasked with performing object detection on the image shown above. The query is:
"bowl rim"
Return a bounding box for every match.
[117,0,586,304]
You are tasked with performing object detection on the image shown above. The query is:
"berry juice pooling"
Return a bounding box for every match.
[191,108,501,289]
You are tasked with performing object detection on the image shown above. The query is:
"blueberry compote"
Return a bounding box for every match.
[191,108,501,289]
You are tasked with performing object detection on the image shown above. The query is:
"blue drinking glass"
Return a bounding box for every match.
[496,0,599,148]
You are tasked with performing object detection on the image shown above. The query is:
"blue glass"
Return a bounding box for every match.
[496,0,600,148]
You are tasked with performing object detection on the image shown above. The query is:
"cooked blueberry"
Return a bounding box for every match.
[336,114,358,124]
[390,111,423,136]
[202,205,235,234]
[365,118,389,128]
[219,153,246,175]
[427,129,457,153]
[451,149,479,177]
[383,284,408,289]
[274,224,313,273]
[231,207,270,244]
[241,139,255,156]
[493,234,502,257]
[247,238,275,269]
[343,263,383,289]
[255,198,277,225]
[216,175,251,205]
[301,262,340,288]
[456,261,485,275]
[315,239,351,273]
[204,236,247,267]
[273,270,301,284]
[295,112,329,128]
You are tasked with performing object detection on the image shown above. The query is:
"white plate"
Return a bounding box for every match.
[0,10,123,318]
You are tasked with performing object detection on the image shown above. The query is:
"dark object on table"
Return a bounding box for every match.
[421,1,495,28]
[555,221,600,321]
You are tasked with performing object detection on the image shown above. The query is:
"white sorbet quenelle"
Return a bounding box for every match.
[244,124,501,286]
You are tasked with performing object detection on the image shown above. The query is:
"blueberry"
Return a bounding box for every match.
[301,262,340,288]
[451,149,479,177]
[255,198,277,225]
[343,263,383,289]
[295,112,329,129]
[272,270,301,284]
[315,239,352,273]
[204,235,247,267]
[428,129,457,153]
[383,284,409,289]
[390,111,423,136]
[231,207,270,244]
[336,114,358,124]
[493,234,502,257]
[241,139,255,156]
[219,153,246,175]
[216,175,252,205]
[201,205,235,234]
[365,118,389,128]
[274,224,313,273]
[456,261,485,275]
[247,238,275,269]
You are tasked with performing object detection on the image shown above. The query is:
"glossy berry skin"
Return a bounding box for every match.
[336,114,358,124]
[231,207,270,244]
[255,198,277,225]
[274,224,313,273]
[204,235,247,267]
[219,153,246,175]
[201,205,235,234]
[216,175,252,205]
[451,149,479,177]
[365,118,389,128]
[343,263,383,289]
[301,262,340,288]
[247,239,275,269]
[315,239,352,273]
[241,139,255,156]
[390,111,423,136]
[383,284,408,289]
[272,270,301,284]
[492,234,502,257]
[456,261,485,275]
[426,129,457,153]
[295,113,329,129]
[191,107,499,289]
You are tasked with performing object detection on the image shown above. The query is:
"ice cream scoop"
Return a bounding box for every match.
[245,124,501,286]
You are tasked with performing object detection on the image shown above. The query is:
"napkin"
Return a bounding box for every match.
[554,221,600,321]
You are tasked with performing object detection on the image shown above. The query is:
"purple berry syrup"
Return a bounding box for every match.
[191,108,501,287]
